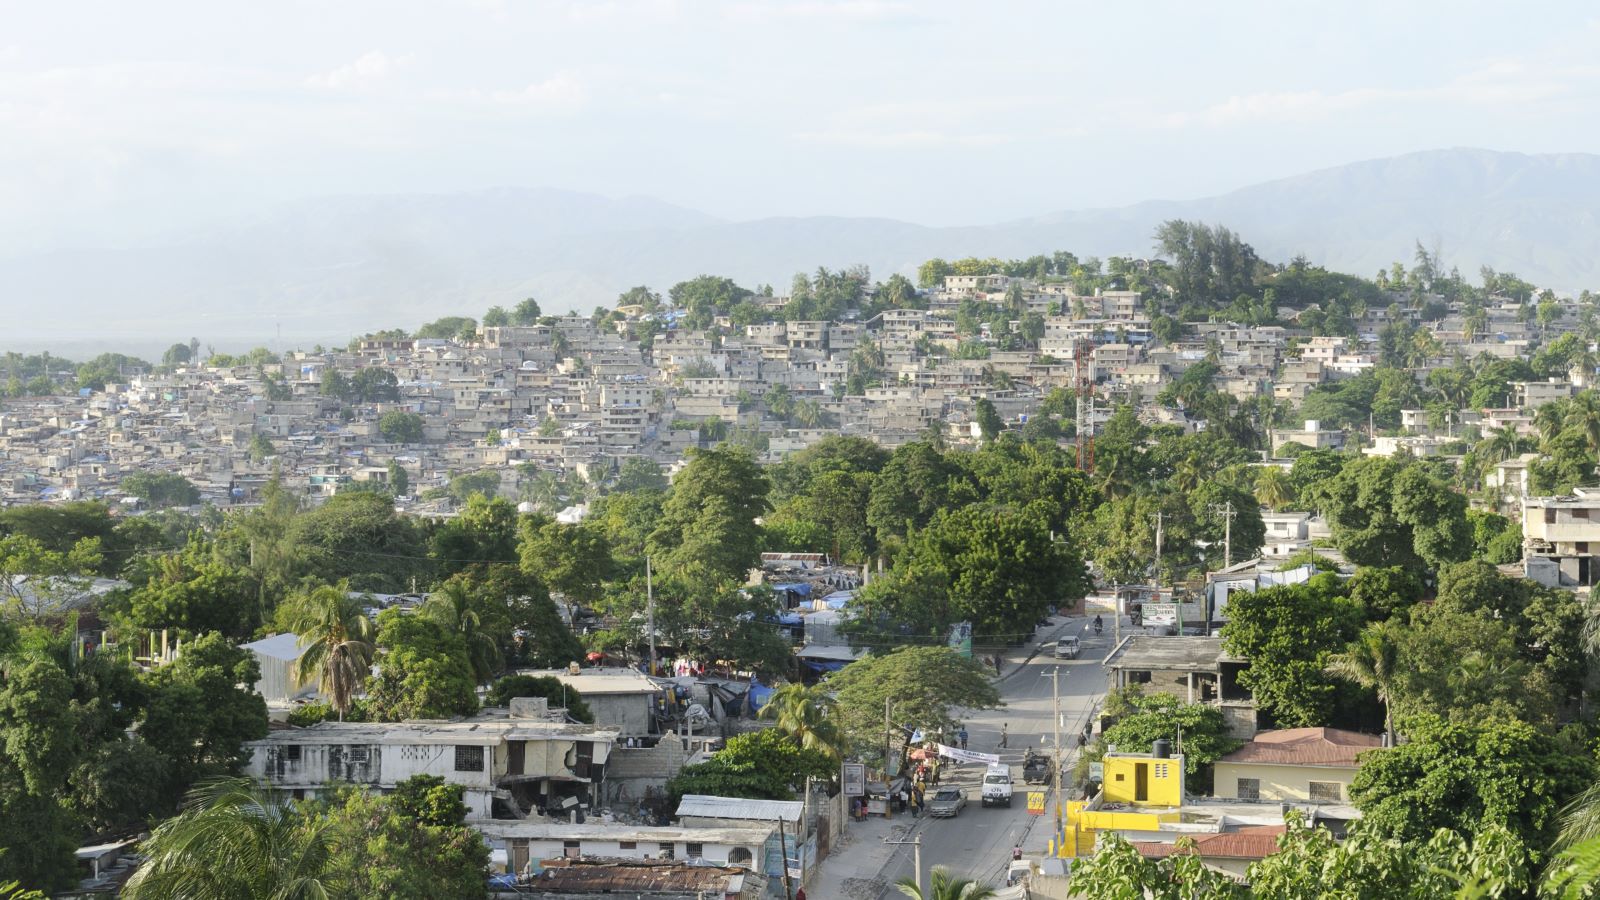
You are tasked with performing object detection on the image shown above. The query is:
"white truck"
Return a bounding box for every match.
[981,763,1014,808]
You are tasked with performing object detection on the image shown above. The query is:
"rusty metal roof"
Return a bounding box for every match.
[529,858,747,892]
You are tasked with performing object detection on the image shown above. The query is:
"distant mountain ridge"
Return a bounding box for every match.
[4,149,1598,353]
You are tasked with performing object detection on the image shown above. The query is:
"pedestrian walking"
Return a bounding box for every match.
[958,727,969,750]
[999,723,1009,750]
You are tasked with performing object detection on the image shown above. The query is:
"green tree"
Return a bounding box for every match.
[387,459,409,497]
[1065,832,1244,900]
[1220,575,1364,727]
[122,778,340,900]
[665,728,835,806]
[896,866,999,900]
[110,555,259,639]
[857,502,1088,640]
[1098,691,1239,793]
[1325,619,1403,744]
[367,608,479,720]
[281,585,375,721]
[648,446,770,581]
[612,457,667,493]
[122,472,201,509]
[512,297,542,325]
[141,632,269,794]
[423,581,503,684]
[1253,467,1294,511]
[248,433,275,464]
[482,305,510,327]
[519,517,614,613]
[828,648,1000,765]
[760,683,846,761]
[485,674,593,722]
[973,398,1003,441]
[378,410,424,444]
[1351,712,1593,850]
[286,491,428,593]
[1306,456,1472,569]
[315,779,489,898]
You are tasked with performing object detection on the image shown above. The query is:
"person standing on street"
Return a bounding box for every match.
[958,727,969,750]
[1000,723,1009,750]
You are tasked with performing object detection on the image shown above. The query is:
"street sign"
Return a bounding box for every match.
[1143,602,1179,625]
[842,762,866,797]
[1027,792,1046,815]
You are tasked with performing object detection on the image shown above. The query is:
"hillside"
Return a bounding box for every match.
[4,149,1598,352]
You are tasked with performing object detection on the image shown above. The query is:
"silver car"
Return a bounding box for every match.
[928,788,966,818]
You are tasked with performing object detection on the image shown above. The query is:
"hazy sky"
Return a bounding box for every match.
[3,0,1598,252]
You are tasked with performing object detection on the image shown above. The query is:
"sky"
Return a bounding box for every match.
[3,0,1599,253]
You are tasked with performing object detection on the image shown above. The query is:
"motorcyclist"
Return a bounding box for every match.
[1093,614,1104,634]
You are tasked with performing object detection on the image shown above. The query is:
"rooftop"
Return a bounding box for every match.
[250,718,621,745]
[474,822,775,845]
[675,794,804,822]
[527,858,752,893]
[1218,727,1383,768]
[1132,825,1287,861]
[1103,635,1237,672]
[517,667,664,695]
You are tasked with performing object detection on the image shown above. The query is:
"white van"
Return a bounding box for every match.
[981,763,1014,807]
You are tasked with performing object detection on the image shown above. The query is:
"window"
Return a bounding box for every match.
[1580,542,1592,554]
[658,843,675,859]
[1154,764,1169,779]
[562,840,580,859]
[284,745,302,762]
[1236,778,1260,800]
[454,745,485,772]
[1308,781,1343,803]
[618,841,637,850]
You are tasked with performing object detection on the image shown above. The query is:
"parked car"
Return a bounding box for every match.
[1054,636,1081,659]
[929,788,967,818]
[1022,750,1054,785]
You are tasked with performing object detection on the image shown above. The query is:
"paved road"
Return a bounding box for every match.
[868,616,1116,895]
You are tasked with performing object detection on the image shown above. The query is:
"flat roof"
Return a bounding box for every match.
[1103,635,1237,672]
[475,822,774,844]
[250,718,620,745]
[517,668,664,695]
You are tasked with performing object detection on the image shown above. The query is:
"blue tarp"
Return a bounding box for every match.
[822,591,855,609]
[747,681,774,713]
[773,612,803,626]
[802,659,849,674]
[773,582,812,597]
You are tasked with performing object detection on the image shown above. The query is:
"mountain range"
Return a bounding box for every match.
[5,148,1599,356]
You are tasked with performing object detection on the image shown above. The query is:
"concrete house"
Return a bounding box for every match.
[1212,727,1382,804]
[244,710,621,820]
[1524,488,1600,587]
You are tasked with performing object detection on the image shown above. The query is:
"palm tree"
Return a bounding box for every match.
[424,581,502,684]
[1254,467,1294,511]
[1476,425,1525,467]
[1536,401,1569,450]
[1568,392,1600,463]
[896,866,997,900]
[283,585,374,721]
[760,684,845,761]
[122,778,338,900]
[1325,620,1402,745]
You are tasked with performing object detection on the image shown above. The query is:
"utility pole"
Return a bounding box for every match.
[884,836,923,898]
[1209,501,1237,568]
[1051,667,1064,832]
[1152,510,1164,598]
[884,697,893,778]
[1111,581,1121,647]
[776,816,795,900]
[645,555,656,677]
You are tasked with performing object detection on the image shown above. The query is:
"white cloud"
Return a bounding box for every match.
[723,0,915,22]
[304,51,412,91]
[430,73,590,110]
[792,129,1013,148]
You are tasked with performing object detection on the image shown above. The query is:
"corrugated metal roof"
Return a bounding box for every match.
[1219,728,1382,767]
[675,794,803,822]
[1132,825,1286,861]
[531,859,745,892]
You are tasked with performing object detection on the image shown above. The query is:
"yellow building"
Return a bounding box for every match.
[1057,750,1186,856]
